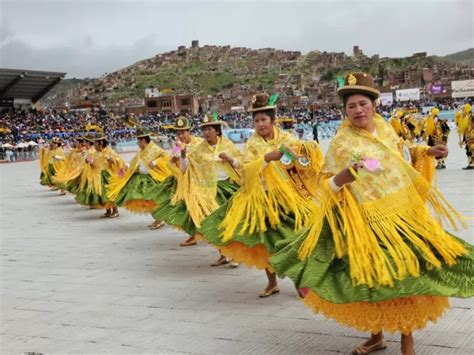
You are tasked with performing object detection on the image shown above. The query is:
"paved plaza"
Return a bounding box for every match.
[1,138,473,354]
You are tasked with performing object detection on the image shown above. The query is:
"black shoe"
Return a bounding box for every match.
[462,166,474,170]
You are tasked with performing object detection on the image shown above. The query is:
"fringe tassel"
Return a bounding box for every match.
[170,171,186,205]
[53,165,83,185]
[182,170,219,227]
[220,158,312,242]
[411,146,435,184]
[80,163,103,196]
[298,180,467,288]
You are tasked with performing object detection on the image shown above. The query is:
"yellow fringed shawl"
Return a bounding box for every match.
[168,136,203,202]
[168,136,203,177]
[220,127,323,242]
[174,136,241,227]
[52,148,85,186]
[39,147,49,174]
[100,146,125,174]
[78,147,96,192]
[458,112,471,145]
[107,141,169,201]
[298,115,467,288]
[389,117,402,136]
[77,146,125,196]
[425,114,436,137]
[46,147,66,173]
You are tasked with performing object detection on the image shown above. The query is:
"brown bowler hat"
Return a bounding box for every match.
[337,72,380,100]
[248,93,279,112]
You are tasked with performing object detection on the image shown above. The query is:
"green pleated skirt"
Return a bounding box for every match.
[113,173,160,213]
[151,177,239,237]
[74,171,112,208]
[199,199,299,271]
[65,176,82,194]
[268,219,474,333]
[40,164,55,186]
[269,219,474,304]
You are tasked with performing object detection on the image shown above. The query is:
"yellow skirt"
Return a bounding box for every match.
[304,290,450,335]
[219,242,273,272]
[123,199,157,214]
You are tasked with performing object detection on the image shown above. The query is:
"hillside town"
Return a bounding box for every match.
[41,42,474,114]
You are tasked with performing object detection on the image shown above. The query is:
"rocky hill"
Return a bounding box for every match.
[441,48,474,67]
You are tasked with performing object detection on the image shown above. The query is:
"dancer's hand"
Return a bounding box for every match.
[264,150,283,162]
[171,156,179,164]
[333,164,361,187]
[428,145,448,158]
[219,153,233,164]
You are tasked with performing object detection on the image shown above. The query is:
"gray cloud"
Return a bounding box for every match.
[1,0,472,78]
[0,33,173,78]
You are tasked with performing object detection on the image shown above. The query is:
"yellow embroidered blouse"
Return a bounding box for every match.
[176,136,241,227]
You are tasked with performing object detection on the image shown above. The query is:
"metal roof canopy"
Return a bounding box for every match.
[0,68,66,104]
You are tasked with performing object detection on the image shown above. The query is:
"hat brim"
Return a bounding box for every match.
[173,126,191,131]
[200,120,224,128]
[136,134,151,138]
[337,86,380,100]
[93,137,107,141]
[248,105,277,113]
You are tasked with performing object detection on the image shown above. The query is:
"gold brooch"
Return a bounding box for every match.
[251,95,257,104]
[203,116,209,123]
[348,74,357,85]
[177,118,184,127]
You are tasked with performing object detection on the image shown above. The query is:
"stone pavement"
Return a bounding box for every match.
[1,137,473,354]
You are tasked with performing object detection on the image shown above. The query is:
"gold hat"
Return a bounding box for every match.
[200,113,223,127]
[93,132,107,141]
[83,134,96,143]
[51,137,63,145]
[135,127,152,138]
[173,116,192,131]
[337,72,380,100]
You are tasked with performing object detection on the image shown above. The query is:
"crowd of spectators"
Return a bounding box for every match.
[0,106,343,145]
[1,97,469,162]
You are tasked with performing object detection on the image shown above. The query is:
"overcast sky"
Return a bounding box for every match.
[1,0,472,78]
